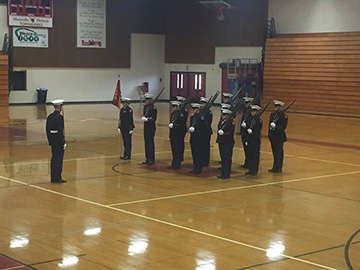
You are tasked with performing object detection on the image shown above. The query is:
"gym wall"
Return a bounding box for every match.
[269,0,360,33]
[166,0,269,64]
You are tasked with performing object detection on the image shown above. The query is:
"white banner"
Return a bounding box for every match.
[77,0,106,48]
[13,27,49,48]
[9,16,53,28]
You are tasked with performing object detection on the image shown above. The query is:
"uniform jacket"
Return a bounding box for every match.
[240,106,251,135]
[268,111,288,142]
[46,111,65,146]
[169,108,187,137]
[203,109,213,135]
[143,103,157,130]
[216,118,235,144]
[118,106,135,131]
[245,115,263,143]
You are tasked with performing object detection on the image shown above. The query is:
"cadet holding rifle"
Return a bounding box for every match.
[245,105,263,176]
[168,100,187,169]
[268,100,293,173]
[142,93,157,165]
[216,108,235,179]
[199,97,213,167]
[240,97,254,168]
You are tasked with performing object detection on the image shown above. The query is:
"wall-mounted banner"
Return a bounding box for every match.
[8,0,53,28]
[13,27,49,48]
[77,0,106,48]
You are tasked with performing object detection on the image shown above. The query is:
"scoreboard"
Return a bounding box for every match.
[8,0,53,28]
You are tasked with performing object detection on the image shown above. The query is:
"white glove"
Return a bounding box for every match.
[118,128,121,133]
[241,121,246,128]
[141,116,148,122]
[270,122,276,128]
[63,143,67,150]
[169,123,174,129]
[218,130,224,136]
[247,129,253,134]
[129,130,133,135]
[189,127,195,133]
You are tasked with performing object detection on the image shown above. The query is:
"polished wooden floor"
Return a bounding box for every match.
[0,103,359,270]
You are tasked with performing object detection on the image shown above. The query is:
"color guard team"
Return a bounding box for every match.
[46,93,289,183]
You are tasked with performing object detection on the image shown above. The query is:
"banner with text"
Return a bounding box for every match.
[13,27,49,48]
[77,0,106,49]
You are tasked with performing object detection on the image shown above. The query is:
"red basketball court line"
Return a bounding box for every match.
[0,255,33,270]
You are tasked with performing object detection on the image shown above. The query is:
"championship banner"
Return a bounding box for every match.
[111,80,122,108]
[8,0,53,28]
[77,0,106,48]
[13,27,48,48]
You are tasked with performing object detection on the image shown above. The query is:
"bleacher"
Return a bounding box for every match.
[0,53,9,124]
[263,32,360,117]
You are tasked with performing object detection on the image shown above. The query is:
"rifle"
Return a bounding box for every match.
[273,99,296,123]
[144,87,165,118]
[170,94,193,124]
[231,87,245,102]
[190,91,220,129]
[153,87,165,105]
[219,99,243,131]
[249,100,270,129]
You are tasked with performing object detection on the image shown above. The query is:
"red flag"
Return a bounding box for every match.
[111,80,122,108]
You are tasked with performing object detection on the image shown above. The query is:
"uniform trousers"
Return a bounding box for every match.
[144,129,155,162]
[247,139,261,174]
[170,133,185,167]
[51,145,64,182]
[219,142,234,177]
[121,129,132,158]
[270,139,284,170]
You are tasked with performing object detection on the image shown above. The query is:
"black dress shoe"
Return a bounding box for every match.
[188,170,194,174]
[193,170,201,174]
[268,168,276,172]
[217,167,222,170]
[167,165,175,169]
[273,169,282,173]
[121,156,131,160]
[147,161,154,165]
[172,166,180,170]
[244,171,251,175]
[142,161,149,165]
[241,164,249,168]
[245,172,257,176]
[51,180,67,183]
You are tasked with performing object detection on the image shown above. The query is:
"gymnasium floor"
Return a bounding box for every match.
[0,103,359,270]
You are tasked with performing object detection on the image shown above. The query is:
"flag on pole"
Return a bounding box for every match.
[111,79,122,108]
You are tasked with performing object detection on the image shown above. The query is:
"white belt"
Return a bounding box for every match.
[50,130,58,134]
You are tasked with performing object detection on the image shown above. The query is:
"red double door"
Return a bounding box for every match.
[170,72,206,100]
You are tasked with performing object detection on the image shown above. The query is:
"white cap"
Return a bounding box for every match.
[121,97,131,102]
[199,97,208,103]
[176,96,186,102]
[273,100,285,106]
[51,99,64,106]
[251,105,261,111]
[223,93,233,98]
[144,93,154,99]
[244,97,254,102]
[221,103,231,109]
[171,101,181,106]
[221,109,232,115]
[191,103,201,108]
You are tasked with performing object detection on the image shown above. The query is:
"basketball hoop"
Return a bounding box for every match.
[199,0,236,21]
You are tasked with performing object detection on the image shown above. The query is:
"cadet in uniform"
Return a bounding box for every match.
[142,93,157,165]
[268,100,288,173]
[245,105,263,176]
[199,97,213,166]
[240,97,254,168]
[176,96,188,162]
[189,103,204,174]
[118,98,135,160]
[46,99,67,183]
[168,100,187,169]
[216,109,235,179]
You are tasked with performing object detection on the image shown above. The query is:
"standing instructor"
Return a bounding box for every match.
[46,99,67,183]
